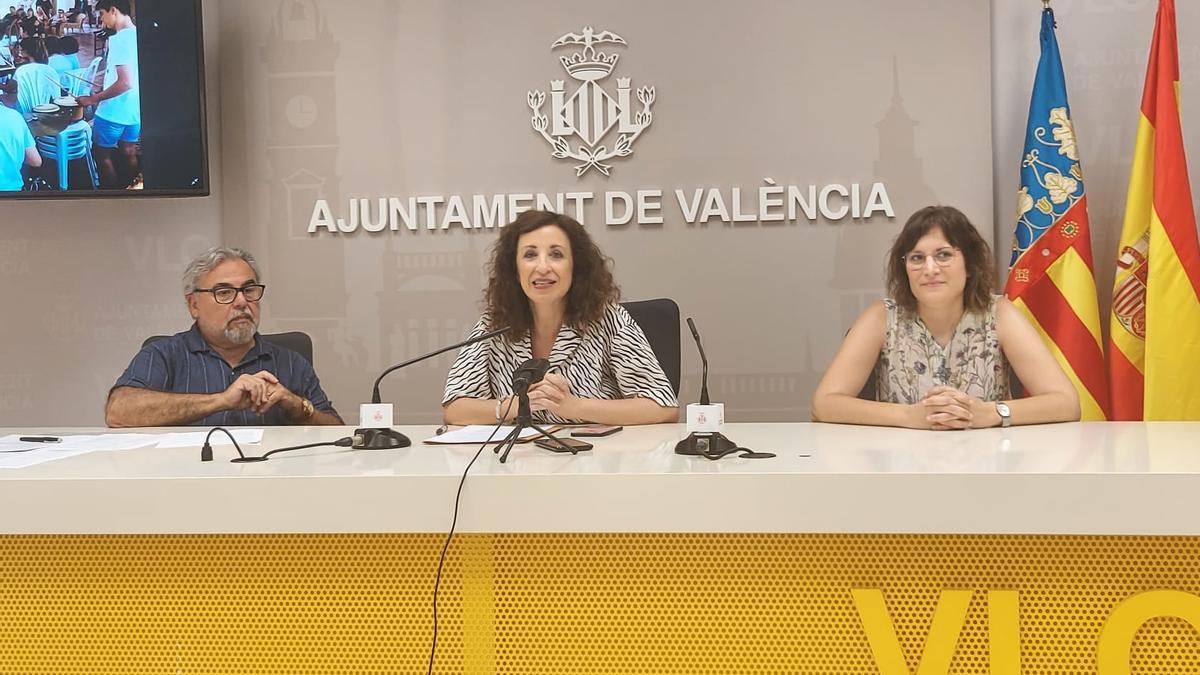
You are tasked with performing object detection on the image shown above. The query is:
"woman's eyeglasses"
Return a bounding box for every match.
[902,248,958,269]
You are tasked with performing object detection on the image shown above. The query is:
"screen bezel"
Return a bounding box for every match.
[4,0,210,199]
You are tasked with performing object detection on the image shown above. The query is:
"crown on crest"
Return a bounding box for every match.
[551,26,627,82]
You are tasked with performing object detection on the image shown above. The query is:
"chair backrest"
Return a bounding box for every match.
[61,66,87,95]
[620,298,681,396]
[35,120,90,159]
[76,56,100,97]
[14,64,60,115]
[141,331,315,366]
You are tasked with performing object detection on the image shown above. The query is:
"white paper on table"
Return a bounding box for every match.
[0,438,51,453]
[0,435,101,469]
[423,425,546,445]
[0,433,162,452]
[0,433,172,469]
[0,445,99,469]
[59,434,160,451]
[155,429,264,449]
[1,433,152,452]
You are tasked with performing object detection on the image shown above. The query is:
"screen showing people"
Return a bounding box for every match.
[0,0,206,195]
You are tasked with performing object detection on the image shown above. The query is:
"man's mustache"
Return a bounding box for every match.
[226,310,254,325]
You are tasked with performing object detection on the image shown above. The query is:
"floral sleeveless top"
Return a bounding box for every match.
[876,296,1011,404]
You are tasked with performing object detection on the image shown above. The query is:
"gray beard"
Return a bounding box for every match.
[223,315,256,344]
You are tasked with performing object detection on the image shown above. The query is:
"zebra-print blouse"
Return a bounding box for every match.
[442,303,678,424]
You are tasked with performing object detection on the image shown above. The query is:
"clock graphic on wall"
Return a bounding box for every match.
[285,95,318,128]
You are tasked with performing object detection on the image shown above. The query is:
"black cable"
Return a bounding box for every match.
[427,397,514,675]
[201,428,354,462]
[256,437,353,460]
[700,446,775,460]
[200,426,245,462]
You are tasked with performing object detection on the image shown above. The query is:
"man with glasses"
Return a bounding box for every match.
[105,247,343,427]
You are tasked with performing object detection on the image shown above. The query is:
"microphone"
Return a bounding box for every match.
[675,317,737,458]
[512,358,550,392]
[686,318,710,406]
[371,325,509,404]
[356,324,509,450]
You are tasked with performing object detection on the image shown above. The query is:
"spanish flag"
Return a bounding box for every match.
[1110,0,1200,420]
[1005,7,1109,420]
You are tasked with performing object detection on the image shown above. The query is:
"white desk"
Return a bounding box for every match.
[3,422,1199,674]
[1,422,1196,535]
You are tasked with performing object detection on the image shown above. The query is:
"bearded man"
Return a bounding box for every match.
[105,247,342,427]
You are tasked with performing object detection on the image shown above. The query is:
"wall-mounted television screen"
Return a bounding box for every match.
[0,0,207,197]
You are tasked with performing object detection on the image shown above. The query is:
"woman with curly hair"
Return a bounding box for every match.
[811,205,1079,429]
[442,210,678,425]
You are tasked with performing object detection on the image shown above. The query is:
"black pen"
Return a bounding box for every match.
[19,436,61,443]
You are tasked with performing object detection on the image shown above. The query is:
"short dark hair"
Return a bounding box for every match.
[43,35,60,54]
[96,0,130,16]
[58,35,78,54]
[484,210,620,340]
[886,205,996,314]
[19,37,47,63]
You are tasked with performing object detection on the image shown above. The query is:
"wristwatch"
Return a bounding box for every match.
[296,397,315,421]
[995,401,1012,428]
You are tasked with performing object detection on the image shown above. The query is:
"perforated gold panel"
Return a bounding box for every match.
[2,534,1199,673]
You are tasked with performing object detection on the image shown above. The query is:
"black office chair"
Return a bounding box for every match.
[620,298,681,396]
[141,331,315,366]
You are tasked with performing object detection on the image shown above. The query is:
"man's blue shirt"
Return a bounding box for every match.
[112,324,341,426]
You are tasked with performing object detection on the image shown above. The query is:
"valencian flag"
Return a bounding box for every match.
[1109,0,1200,420]
[1005,6,1109,420]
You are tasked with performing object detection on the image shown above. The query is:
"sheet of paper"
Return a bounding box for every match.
[155,429,264,449]
[59,434,160,451]
[0,433,166,469]
[0,445,99,469]
[1,433,162,453]
[0,437,50,453]
[423,425,548,445]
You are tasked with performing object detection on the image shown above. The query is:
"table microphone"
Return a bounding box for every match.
[512,358,550,392]
[356,325,509,449]
[688,318,711,406]
[675,317,738,457]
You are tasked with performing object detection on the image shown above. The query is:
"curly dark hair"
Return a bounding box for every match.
[886,205,996,314]
[484,210,619,340]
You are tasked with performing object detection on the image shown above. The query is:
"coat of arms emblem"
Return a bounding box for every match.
[1113,232,1149,340]
[528,26,655,176]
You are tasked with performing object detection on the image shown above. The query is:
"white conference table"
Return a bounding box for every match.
[3,421,1199,674]
[1,421,1196,535]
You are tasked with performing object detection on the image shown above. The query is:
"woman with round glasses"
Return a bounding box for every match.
[812,205,1079,429]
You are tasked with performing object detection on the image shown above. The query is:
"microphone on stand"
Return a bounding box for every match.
[495,358,579,463]
[511,358,551,393]
[356,325,509,449]
[675,317,738,457]
[689,318,711,406]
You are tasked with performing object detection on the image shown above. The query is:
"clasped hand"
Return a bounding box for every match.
[526,373,578,418]
[917,385,993,431]
[222,372,298,417]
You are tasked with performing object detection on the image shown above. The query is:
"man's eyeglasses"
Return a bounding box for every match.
[193,284,266,304]
[902,248,959,269]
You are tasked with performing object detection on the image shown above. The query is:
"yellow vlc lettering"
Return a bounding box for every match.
[1097,590,1200,675]
[852,588,1021,675]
